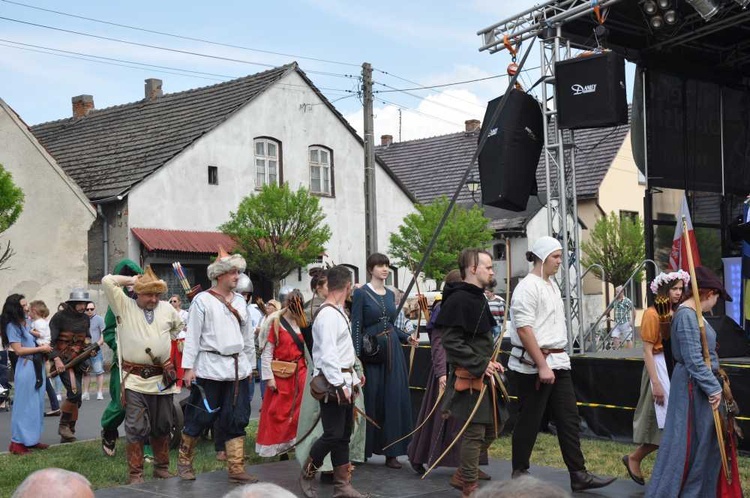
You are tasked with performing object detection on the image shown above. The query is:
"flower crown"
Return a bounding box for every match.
[650,270,690,294]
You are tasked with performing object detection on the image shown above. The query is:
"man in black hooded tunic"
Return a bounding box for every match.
[436,248,504,497]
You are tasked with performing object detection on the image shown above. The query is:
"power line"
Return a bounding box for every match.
[0,15,356,79]
[374,81,477,116]
[375,97,465,128]
[373,73,505,92]
[1,0,362,69]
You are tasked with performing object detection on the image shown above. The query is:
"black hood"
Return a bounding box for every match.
[442,281,485,302]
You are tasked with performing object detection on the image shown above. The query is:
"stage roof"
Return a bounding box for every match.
[561,1,750,82]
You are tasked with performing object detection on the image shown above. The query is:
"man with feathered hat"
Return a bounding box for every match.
[102,265,184,484]
[178,247,258,484]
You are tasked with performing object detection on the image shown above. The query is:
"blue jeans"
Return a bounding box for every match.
[45,377,60,410]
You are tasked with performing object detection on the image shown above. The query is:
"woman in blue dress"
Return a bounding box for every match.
[646,266,730,498]
[1,294,52,455]
[351,253,416,469]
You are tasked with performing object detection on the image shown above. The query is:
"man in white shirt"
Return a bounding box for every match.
[102,266,183,485]
[178,248,258,484]
[508,236,614,492]
[299,265,367,498]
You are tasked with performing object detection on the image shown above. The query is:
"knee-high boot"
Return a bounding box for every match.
[225,437,259,484]
[332,464,368,498]
[150,435,175,479]
[59,401,77,443]
[126,441,145,485]
[177,433,198,480]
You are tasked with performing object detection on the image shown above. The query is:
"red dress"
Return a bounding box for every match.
[255,320,307,456]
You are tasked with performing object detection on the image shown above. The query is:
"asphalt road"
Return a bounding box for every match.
[0,380,264,453]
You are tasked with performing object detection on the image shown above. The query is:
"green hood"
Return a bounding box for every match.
[113,258,143,276]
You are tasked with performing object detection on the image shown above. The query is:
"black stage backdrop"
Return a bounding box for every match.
[405,345,750,453]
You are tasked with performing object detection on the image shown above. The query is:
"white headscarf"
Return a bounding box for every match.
[531,236,562,264]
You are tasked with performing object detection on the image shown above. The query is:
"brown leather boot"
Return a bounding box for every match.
[58,403,77,443]
[449,469,464,490]
[225,437,258,484]
[461,480,478,498]
[299,456,319,498]
[177,434,198,480]
[126,441,145,485]
[332,463,368,498]
[150,436,175,479]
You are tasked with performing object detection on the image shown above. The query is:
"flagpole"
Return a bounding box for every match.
[681,215,730,483]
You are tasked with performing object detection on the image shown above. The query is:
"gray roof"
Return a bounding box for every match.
[375,123,630,208]
[31,63,416,203]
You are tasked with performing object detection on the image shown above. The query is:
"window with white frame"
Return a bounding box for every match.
[254,138,280,188]
[309,146,332,195]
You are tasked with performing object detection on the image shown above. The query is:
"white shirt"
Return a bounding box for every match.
[182,290,256,381]
[508,273,571,374]
[176,309,189,340]
[33,318,51,345]
[312,305,360,389]
[247,303,263,331]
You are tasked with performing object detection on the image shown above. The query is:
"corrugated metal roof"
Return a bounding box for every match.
[131,228,236,254]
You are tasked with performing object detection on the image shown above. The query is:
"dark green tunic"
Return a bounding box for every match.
[436,282,497,425]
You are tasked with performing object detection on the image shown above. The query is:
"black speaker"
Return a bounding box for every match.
[555,51,628,129]
[705,315,750,358]
[478,89,543,212]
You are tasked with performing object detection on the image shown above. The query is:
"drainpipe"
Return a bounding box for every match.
[97,204,109,275]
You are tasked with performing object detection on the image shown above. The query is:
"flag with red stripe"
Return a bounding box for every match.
[668,194,701,272]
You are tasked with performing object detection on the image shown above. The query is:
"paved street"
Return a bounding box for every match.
[0,381,264,453]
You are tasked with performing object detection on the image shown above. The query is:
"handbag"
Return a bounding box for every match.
[361,334,384,364]
[271,359,297,379]
[310,373,337,402]
[453,366,484,392]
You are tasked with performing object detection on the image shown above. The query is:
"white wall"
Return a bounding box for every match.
[0,100,96,306]
[127,71,414,296]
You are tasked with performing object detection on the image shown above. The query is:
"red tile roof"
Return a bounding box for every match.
[131,228,237,254]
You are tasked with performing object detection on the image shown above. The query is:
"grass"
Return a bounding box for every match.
[1,423,747,496]
[488,432,750,494]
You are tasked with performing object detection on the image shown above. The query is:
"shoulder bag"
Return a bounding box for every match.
[270,317,305,379]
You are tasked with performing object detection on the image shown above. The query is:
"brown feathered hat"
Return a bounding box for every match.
[133,265,168,295]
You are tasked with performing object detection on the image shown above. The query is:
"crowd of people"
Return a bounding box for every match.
[0,237,742,497]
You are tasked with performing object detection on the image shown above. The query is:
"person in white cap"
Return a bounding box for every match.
[508,236,615,492]
[178,247,258,484]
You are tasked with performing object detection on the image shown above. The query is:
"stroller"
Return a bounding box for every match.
[0,350,12,411]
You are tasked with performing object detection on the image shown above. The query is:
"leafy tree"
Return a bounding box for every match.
[220,183,331,296]
[581,211,645,288]
[388,196,494,282]
[0,164,24,270]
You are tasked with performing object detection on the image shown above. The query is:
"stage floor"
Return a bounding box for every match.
[94,456,643,497]
[573,348,750,365]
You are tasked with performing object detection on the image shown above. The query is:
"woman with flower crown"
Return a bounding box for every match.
[622,270,688,485]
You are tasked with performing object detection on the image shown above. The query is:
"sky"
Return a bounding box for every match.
[0,0,631,141]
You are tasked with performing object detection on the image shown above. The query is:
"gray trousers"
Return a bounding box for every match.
[123,389,174,443]
[459,423,496,482]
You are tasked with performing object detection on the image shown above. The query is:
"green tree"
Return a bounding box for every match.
[0,164,24,270]
[388,196,494,282]
[220,183,331,296]
[581,211,645,288]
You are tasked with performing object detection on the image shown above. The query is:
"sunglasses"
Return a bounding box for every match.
[86,308,95,311]
[169,300,179,304]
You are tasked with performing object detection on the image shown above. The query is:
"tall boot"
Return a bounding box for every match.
[58,401,76,443]
[461,480,478,498]
[150,435,175,479]
[332,463,368,498]
[126,441,145,485]
[225,437,259,483]
[177,434,199,480]
[299,456,319,498]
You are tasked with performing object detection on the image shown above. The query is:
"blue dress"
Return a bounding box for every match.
[646,306,723,498]
[351,285,413,458]
[8,322,45,446]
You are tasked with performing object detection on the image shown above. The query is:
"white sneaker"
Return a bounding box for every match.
[81,392,90,401]
[96,392,104,400]
[56,394,62,402]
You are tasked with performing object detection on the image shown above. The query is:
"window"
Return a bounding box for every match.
[254,138,281,188]
[309,145,333,196]
[385,265,399,288]
[493,242,506,260]
[208,166,218,185]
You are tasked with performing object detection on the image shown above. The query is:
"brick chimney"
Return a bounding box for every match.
[465,119,481,132]
[381,134,393,146]
[145,78,163,101]
[71,95,94,118]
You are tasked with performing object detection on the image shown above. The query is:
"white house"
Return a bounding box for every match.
[0,99,96,306]
[31,64,416,301]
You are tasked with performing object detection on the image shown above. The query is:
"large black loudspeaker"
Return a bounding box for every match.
[478,89,543,212]
[555,51,628,129]
[705,315,750,358]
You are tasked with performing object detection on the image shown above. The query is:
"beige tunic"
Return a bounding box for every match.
[102,275,183,394]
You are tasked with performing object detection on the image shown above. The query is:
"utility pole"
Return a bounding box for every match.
[398,108,402,142]
[362,62,378,256]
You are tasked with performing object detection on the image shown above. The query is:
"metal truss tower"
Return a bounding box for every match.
[476,0,623,352]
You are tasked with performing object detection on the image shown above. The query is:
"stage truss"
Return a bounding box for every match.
[477,0,626,353]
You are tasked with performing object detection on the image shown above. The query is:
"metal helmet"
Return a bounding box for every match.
[235,273,253,294]
[278,286,295,305]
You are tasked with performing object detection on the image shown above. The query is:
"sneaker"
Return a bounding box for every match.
[81,392,90,401]
[56,394,62,402]
[96,392,104,400]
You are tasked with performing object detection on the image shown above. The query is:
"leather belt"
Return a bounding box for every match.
[122,361,163,379]
[341,367,353,373]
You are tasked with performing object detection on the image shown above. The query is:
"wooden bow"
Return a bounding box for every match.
[681,216,730,483]
[422,239,512,479]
